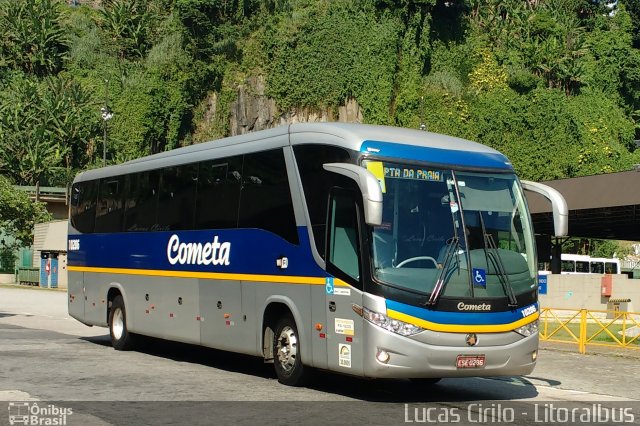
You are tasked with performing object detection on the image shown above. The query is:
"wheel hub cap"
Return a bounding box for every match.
[276,326,297,372]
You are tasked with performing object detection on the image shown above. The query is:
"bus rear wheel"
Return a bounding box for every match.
[273,316,307,386]
[109,295,135,350]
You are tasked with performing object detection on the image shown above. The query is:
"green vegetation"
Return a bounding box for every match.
[1,0,638,183]
[561,237,631,258]
[0,176,52,249]
[0,0,639,245]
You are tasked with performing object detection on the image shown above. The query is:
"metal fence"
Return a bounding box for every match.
[539,307,640,353]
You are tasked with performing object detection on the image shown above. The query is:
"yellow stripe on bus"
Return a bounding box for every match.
[67,265,350,287]
[387,309,540,333]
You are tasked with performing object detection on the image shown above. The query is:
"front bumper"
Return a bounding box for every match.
[362,321,538,379]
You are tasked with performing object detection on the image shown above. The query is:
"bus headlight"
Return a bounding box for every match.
[363,307,424,336]
[515,320,538,337]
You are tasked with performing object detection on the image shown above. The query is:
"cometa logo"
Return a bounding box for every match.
[166,234,231,266]
[457,302,491,311]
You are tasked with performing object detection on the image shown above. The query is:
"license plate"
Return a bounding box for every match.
[456,355,486,368]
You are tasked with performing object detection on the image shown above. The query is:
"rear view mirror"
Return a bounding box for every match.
[322,163,383,226]
[521,180,568,237]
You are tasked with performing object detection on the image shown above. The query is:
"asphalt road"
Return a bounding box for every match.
[1,286,638,425]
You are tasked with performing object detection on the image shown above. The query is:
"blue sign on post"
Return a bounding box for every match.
[50,257,58,289]
[538,274,548,295]
[39,253,49,288]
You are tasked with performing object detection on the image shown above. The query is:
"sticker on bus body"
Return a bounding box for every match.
[365,161,386,193]
[325,277,334,294]
[333,288,351,296]
[339,344,351,368]
[335,318,355,336]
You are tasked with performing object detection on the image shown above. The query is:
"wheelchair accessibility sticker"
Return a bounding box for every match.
[473,268,486,288]
[326,277,334,294]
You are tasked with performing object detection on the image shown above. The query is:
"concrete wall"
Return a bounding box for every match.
[540,274,640,313]
[0,273,14,284]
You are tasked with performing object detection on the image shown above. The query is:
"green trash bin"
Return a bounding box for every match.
[18,267,40,286]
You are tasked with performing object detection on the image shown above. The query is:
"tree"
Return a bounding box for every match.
[563,237,629,258]
[591,239,629,258]
[0,0,68,76]
[99,0,153,59]
[0,175,52,249]
[621,0,640,48]
[0,74,98,185]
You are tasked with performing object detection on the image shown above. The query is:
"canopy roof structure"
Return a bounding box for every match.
[526,169,640,240]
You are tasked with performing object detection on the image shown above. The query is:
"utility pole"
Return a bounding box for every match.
[100,79,113,167]
[419,96,426,131]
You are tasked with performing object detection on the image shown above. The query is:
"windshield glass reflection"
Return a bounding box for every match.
[366,160,536,300]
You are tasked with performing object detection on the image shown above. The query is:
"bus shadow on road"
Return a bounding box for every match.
[306,374,540,402]
[82,334,275,378]
[81,334,540,402]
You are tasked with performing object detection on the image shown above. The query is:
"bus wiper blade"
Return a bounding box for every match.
[478,212,518,307]
[427,237,459,306]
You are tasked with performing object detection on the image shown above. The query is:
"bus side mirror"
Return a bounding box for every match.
[521,180,568,237]
[323,163,383,226]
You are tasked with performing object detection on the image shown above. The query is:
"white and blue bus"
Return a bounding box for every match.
[539,253,621,275]
[68,123,567,385]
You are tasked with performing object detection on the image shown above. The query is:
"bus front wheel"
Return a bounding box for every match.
[109,295,135,351]
[273,316,307,386]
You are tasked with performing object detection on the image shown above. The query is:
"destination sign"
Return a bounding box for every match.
[383,166,443,182]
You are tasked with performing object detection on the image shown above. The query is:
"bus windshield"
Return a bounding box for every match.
[367,160,536,301]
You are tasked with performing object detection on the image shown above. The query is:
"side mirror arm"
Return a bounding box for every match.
[323,163,383,226]
[521,180,568,237]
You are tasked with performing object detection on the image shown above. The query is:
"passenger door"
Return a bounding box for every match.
[325,189,364,375]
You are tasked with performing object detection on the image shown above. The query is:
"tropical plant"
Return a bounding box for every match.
[0,0,68,76]
[0,74,98,185]
[0,175,52,248]
[99,0,153,59]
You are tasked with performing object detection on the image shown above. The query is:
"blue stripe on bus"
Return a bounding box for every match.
[67,227,327,278]
[360,140,513,170]
[386,299,537,325]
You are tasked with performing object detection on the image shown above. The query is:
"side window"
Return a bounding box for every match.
[605,262,617,274]
[70,180,98,233]
[293,145,351,256]
[561,260,575,273]
[327,190,361,286]
[158,165,198,231]
[238,149,299,244]
[591,262,604,274]
[576,261,589,273]
[195,157,242,230]
[124,171,160,231]
[95,177,124,233]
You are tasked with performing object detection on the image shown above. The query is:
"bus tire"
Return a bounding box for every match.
[109,295,135,351]
[273,315,307,386]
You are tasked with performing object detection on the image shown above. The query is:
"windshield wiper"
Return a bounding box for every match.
[427,237,460,306]
[478,212,518,307]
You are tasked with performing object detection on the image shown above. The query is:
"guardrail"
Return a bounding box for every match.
[539,307,640,353]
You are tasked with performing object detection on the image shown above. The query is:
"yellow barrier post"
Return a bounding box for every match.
[622,312,627,346]
[540,307,640,353]
[579,309,587,354]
